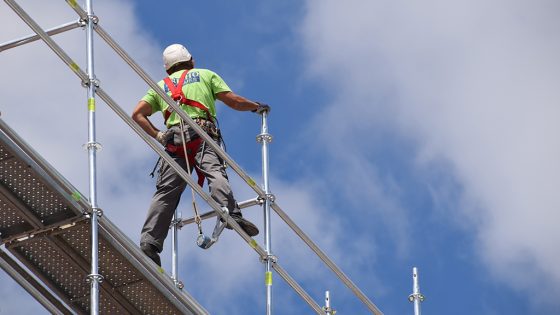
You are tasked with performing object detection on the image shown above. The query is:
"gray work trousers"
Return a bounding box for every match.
[140,138,239,252]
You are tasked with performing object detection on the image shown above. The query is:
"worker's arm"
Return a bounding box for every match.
[216,91,260,112]
[132,100,160,138]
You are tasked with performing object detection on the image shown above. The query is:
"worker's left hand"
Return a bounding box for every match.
[156,129,174,146]
[253,102,271,114]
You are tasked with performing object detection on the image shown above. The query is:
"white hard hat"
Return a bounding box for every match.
[163,44,192,70]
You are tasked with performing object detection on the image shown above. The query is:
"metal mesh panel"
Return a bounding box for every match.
[0,144,74,223]
[60,224,143,287]
[59,223,184,314]
[0,198,31,238]
[0,133,204,315]
[119,281,182,315]
[12,237,89,305]
[0,145,11,161]
[11,229,130,314]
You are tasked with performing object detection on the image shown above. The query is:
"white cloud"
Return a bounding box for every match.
[301,0,560,309]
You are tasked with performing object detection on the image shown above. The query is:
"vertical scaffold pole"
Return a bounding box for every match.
[408,267,425,315]
[257,111,274,315]
[171,210,180,288]
[84,0,102,314]
[324,291,335,315]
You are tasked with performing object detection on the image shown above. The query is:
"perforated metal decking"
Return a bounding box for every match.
[0,119,209,315]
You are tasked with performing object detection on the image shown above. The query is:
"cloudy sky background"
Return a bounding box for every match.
[1,0,559,314]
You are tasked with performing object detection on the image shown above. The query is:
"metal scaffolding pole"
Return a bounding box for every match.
[0,20,82,52]
[408,267,424,315]
[257,111,274,315]
[82,0,103,314]
[323,291,335,315]
[171,210,183,289]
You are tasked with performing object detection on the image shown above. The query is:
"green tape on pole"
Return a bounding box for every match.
[68,0,78,8]
[88,98,95,111]
[265,271,272,286]
[70,62,80,73]
[249,239,257,249]
[71,191,81,201]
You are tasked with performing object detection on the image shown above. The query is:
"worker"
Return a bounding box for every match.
[132,43,270,266]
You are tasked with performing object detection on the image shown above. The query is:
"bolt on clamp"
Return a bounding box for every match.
[85,273,104,284]
[257,193,275,205]
[171,212,182,226]
[264,193,276,203]
[81,78,100,88]
[89,15,99,24]
[260,254,278,264]
[174,280,184,290]
[84,207,103,217]
[92,207,103,217]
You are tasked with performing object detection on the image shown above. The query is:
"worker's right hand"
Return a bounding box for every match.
[156,129,174,146]
[253,102,271,114]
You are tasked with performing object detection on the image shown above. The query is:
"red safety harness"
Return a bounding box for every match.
[163,70,212,187]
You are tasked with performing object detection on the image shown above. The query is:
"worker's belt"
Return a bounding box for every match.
[164,119,220,188]
[193,117,220,140]
[165,137,205,187]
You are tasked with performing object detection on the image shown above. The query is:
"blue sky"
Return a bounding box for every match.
[1,0,560,314]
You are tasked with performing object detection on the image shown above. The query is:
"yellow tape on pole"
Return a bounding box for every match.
[249,239,258,249]
[265,271,272,286]
[68,0,78,8]
[70,62,80,73]
[88,98,95,111]
[247,178,257,188]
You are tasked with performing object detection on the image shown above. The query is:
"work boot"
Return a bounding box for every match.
[226,213,259,237]
[140,243,161,266]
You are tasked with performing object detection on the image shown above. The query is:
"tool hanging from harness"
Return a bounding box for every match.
[162,70,215,187]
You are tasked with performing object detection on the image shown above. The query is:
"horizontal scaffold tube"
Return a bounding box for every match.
[0,20,81,52]
[179,197,262,228]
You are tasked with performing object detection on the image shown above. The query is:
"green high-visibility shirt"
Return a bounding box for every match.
[142,68,231,127]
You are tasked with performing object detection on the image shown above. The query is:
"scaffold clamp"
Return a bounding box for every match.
[258,193,275,204]
[260,254,278,264]
[80,14,99,25]
[85,273,104,284]
[83,141,103,151]
[81,77,100,88]
[84,207,103,217]
[408,292,425,303]
[256,133,273,144]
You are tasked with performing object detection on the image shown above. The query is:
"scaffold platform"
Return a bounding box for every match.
[0,118,208,314]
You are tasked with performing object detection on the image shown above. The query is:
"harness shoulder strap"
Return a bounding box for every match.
[162,70,213,123]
